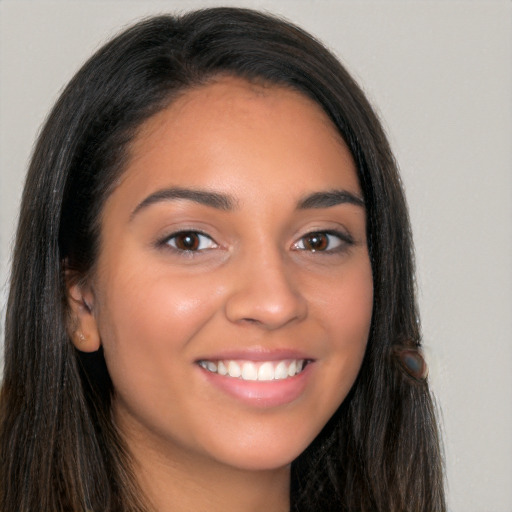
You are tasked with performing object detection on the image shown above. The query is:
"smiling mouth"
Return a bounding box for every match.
[197,359,310,381]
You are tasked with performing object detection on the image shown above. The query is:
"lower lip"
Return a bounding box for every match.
[198,364,312,408]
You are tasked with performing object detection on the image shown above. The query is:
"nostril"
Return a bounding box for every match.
[225,292,307,330]
[241,317,260,325]
[223,260,308,329]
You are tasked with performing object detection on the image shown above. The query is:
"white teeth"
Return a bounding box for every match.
[217,360,227,375]
[274,361,288,380]
[241,362,258,380]
[199,358,307,381]
[258,362,274,381]
[227,360,241,378]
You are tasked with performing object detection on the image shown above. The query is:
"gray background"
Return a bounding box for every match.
[1,1,511,510]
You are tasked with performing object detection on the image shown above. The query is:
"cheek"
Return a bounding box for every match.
[314,258,373,393]
[94,257,221,377]
[334,268,373,342]
[93,259,227,443]
[314,256,373,339]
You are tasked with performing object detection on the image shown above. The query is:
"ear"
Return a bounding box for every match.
[66,275,101,353]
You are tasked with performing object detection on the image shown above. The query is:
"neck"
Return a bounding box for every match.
[122,422,290,512]
[139,455,290,512]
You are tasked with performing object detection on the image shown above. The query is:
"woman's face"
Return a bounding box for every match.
[76,76,373,471]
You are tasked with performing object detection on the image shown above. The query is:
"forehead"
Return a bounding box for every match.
[118,76,360,206]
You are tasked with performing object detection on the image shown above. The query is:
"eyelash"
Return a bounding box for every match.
[292,230,353,254]
[159,231,219,254]
[157,229,353,255]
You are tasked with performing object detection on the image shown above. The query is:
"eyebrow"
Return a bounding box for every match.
[130,187,236,219]
[130,186,364,220]
[297,190,364,209]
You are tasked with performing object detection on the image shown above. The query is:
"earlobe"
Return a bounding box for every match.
[66,279,101,353]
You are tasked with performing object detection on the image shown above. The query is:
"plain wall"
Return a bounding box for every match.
[1,1,511,511]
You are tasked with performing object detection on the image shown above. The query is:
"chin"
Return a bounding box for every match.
[201,426,318,472]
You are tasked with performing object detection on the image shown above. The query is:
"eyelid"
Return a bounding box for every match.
[292,229,354,252]
[158,230,219,253]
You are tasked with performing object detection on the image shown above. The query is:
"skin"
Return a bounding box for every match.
[69,76,373,512]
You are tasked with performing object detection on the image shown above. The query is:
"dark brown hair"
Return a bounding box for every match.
[1,7,445,511]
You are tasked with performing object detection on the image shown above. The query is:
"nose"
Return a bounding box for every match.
[224,249,308,330]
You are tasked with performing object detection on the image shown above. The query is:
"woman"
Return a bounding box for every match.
[0,7,445,512]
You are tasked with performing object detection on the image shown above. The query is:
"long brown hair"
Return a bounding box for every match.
[1,8,445,511]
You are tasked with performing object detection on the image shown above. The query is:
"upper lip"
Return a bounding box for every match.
[195,347,314,363]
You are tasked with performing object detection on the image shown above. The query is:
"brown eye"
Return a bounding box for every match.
[303,233,329,251]
[293,231,350,253]
[166,231,217,252]
[174,232,200,250]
